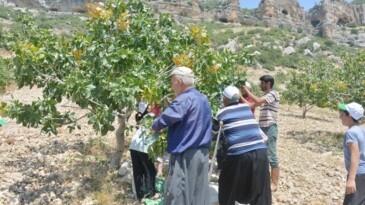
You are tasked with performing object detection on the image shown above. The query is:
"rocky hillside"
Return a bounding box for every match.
[0,0,103,12]
[0,0,365,33]
[2,0,365,47]
[0,0,364,28]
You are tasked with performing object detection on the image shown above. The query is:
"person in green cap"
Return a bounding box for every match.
[338,102,365,205]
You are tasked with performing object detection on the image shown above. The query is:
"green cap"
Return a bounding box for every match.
[0,118,8,125]
[338,103,347,111]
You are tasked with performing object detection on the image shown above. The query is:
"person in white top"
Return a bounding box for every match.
[129,102,159,202]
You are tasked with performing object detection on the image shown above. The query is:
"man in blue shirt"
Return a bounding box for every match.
[152,66,212,205]
[217,86,271,205]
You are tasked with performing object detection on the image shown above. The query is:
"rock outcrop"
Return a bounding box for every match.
[258,0,305,28]
[148,0,240,23]
[309,0,355,28]
[307,0,365,39]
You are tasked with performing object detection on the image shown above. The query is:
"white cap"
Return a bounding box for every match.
[170,66,195,78]
[339,102,364,121]
[138,101,148,113]
[223,86,240,101]
[245,81,252,89]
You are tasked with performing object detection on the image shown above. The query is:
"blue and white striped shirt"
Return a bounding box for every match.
[216,103,266,156]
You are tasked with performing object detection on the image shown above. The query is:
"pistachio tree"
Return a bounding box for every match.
[2,0,250,167]
[283,51,365,118]
[283,60,334,117]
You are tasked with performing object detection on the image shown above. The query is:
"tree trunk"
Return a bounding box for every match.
[109,115,126,169]
[302,104,313,118]
[302,105,307,118]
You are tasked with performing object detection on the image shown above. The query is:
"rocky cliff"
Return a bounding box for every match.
[306,0,365,48]
[258,0,365,42]
[147,0,240,23]
[308,0,356,38]
[309,0,357,27]
[258,0,305,28]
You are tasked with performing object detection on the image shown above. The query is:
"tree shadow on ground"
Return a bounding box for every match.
[280,113,333,123]
[286,130,343,154]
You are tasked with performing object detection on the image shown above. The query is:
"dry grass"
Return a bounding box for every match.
[93,190,114,205]
[58,136,134,204]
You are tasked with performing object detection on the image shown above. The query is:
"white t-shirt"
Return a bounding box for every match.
[129,113,155,153]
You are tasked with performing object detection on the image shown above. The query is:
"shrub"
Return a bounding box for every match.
[347,22,358,28]
[238,36,255,47]
[323,39,335,48]
[279,53,301,69]
[0,6,22,20]
[210,29,237,46]
[254,47,282,68]
[275,71,287,86]
[351,28,359,35]
[247,28,265,35]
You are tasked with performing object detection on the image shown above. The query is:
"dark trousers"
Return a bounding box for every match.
[130,150,156,200]
[343,173,365,205]
[164,148,210,205]
[219,149,272,205]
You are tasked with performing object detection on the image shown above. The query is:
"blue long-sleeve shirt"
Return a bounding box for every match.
[152,88,212,154]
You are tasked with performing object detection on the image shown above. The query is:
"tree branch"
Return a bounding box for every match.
[157,63,174,79]
[33,67,63,84]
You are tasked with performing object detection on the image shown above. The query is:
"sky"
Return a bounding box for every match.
[239,0,352,10]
